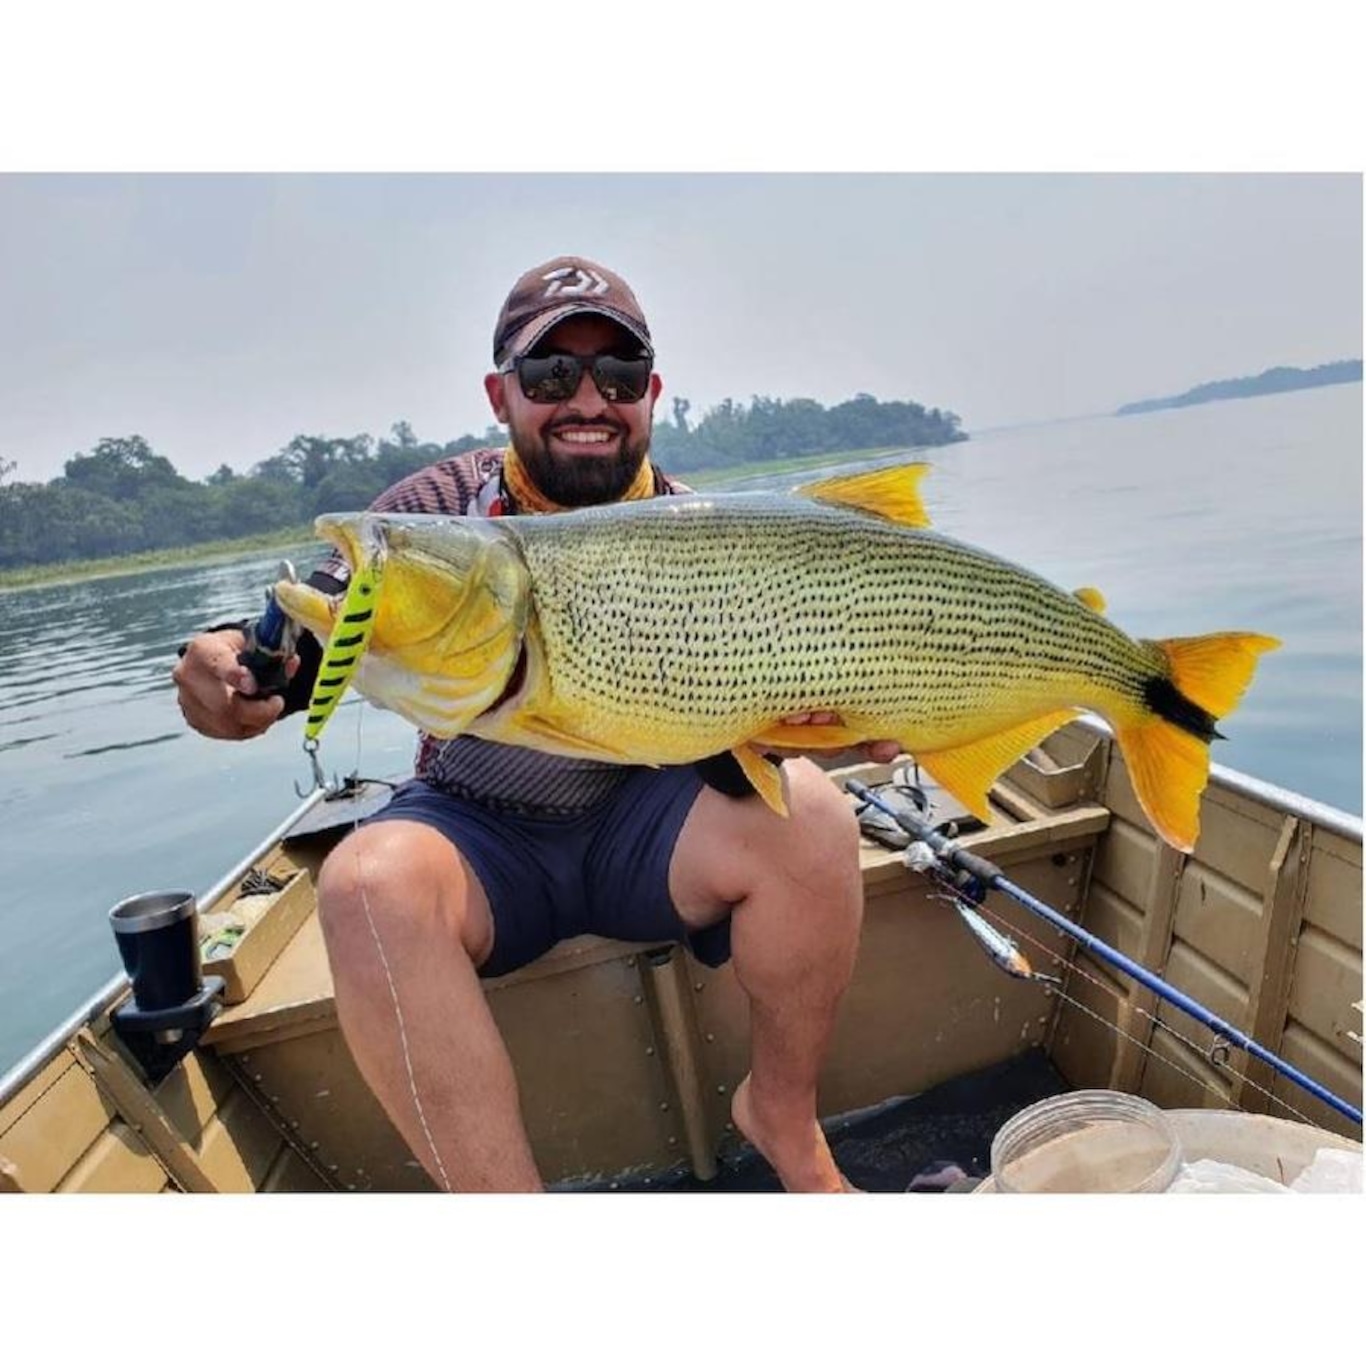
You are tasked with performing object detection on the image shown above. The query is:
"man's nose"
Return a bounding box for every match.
[564,363,608,416]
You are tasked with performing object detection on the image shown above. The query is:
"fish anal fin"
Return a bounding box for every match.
[914,709,1081,823]
[750,721,867,751]
[731,744,789,816]
[794,463,932,528]
[1113,720,1208,854]
[1155,632,1281,720]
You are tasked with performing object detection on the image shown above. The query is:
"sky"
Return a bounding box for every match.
[1,172,1359,484]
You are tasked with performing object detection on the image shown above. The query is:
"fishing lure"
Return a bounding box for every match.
[955,901,1057,985]
[298,556,384,789]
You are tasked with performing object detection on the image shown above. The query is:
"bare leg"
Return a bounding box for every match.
[670,760,864,1192]
[315,820,542,1192]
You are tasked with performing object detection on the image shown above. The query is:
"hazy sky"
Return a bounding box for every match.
[1,173,1359,484]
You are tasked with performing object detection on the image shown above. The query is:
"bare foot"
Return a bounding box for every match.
[730,1075,862,1192]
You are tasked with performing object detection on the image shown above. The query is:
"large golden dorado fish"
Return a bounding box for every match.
[275,464,1278,852]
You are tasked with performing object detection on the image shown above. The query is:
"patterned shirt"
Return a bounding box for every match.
[314,448,691,816]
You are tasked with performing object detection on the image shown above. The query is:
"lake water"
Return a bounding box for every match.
[0,384,1360,1076]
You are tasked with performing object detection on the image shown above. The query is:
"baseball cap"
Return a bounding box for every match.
[492,256,653,366]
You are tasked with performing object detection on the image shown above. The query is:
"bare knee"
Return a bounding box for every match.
[315,821,493,968]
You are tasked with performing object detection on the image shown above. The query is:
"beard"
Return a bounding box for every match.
[507,416,650,507]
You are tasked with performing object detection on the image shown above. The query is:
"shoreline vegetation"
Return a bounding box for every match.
[0,391,966,581]
[1115,359,1361,416]
[0,444,910,591]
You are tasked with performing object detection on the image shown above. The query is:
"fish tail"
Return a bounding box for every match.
[1113,632,1280,852]
[304,557,384,743]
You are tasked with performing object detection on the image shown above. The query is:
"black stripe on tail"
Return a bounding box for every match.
[1143,676,1224,742]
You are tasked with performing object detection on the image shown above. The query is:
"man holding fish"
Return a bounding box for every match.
[175,256,1277,1193]
[174,256,897,1193]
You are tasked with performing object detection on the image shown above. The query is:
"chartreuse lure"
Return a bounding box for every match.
[303,556,384,747]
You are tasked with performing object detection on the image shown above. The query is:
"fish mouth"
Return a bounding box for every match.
[314,513,370,569]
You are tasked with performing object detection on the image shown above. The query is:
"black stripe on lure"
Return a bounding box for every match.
[299,556,384,787]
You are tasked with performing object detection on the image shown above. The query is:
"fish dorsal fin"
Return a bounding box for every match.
[794,463,931,528]
[1073,586,1107,613]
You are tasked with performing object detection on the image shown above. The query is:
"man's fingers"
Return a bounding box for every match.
[172,629,286,739]
[768,711,903,766]
[781,710,840,727]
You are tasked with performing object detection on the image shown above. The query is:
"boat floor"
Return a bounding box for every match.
[561,1047,1069,1193]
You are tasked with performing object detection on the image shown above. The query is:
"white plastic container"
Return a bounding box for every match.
[990,1091,1182,1193]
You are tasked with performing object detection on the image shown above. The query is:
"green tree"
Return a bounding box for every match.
[63,435,183,502]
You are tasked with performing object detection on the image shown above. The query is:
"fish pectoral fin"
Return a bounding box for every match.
[731,744,789,816]
[913,709,1081,823]
[794,463,932,528]
[750,721,868,751]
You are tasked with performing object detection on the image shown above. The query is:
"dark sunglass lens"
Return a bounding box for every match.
[518,354,584,402]
[592,355,651,402]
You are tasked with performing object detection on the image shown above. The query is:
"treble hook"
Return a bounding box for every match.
[1207,1035,1234,1069]
[296,738,329,798]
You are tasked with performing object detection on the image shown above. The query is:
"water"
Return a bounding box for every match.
[0,385,1360,1075]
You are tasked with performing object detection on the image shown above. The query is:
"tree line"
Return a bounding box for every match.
[0,393,965,570]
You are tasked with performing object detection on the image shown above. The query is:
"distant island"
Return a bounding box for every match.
[1116,359,1362,416]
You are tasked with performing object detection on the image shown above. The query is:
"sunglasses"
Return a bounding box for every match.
[500,350,653,405]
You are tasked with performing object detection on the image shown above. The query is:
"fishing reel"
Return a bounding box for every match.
[237,560,301,696]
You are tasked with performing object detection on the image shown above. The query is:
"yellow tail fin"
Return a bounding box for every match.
[1116,631,1280,852]
[1158,632,1281,719]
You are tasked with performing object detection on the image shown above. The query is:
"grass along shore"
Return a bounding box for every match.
[0,526,315,592]
[0,445,917,591]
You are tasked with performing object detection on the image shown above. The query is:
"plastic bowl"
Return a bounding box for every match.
[990,1090,1182,1193]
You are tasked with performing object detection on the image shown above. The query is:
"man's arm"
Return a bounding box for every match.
[173,450,494,742]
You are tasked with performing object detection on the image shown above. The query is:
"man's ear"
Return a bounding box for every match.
[485,372,510,423]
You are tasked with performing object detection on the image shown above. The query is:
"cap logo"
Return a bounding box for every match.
[542,266,610,298]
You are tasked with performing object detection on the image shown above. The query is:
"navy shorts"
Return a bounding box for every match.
[363,769,733,977]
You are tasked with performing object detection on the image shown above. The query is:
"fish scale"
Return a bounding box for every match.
[498,495,1152,758]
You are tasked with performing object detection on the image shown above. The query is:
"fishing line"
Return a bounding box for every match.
[336,658,453,1191]
[956,888,1322,1129]
[350,833,453,1193]
[848,778,1361,1126]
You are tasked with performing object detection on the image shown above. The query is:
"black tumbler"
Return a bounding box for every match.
[109,891,203,1014]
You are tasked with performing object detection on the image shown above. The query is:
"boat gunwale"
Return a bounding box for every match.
[0,787,330,1110]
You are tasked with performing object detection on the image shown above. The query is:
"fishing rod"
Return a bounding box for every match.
[845,778,1363,1127]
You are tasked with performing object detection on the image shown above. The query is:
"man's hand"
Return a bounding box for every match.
[172,630,298,740]
[775,711,902,766]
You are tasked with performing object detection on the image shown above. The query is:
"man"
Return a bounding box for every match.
[174,256,896,1192]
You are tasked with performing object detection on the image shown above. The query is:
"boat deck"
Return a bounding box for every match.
[567,1048,1070,1192]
